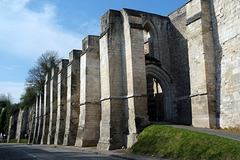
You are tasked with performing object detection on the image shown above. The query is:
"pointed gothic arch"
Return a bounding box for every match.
[146,64,174,122]
[142,20,160,60]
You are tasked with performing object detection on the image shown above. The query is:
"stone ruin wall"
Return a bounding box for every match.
[7,0,240,150]
[209,0,240,128]
[168,5,192,125]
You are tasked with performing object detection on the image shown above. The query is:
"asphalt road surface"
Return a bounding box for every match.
[0,143,124,160]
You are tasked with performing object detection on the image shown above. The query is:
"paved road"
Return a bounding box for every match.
[0,143,124,160]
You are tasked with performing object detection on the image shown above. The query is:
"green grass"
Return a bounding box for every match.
[8,139,17,143]
[129,125,240,160]
[7,139,28,143]
[20,139,28,143]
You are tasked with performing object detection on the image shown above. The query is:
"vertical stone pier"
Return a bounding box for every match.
[7,112,19,143]
[186,0,216,128]
[16,109,24,143]
[121,9,149,148]
[28,104,35,144]
[54,59,69,145]
[41,73,51,144]
[16,108,29,143]
[32,96,39,144]
[63,50,81,146]
[47,67,59,144]
[36,95,44,144]
[75,36,101,147]
[97,10,124,150]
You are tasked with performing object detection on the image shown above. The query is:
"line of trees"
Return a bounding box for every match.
[0,50,60,136]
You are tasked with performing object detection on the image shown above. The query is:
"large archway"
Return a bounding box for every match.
[146,64,174,122]
[147,75,164,121]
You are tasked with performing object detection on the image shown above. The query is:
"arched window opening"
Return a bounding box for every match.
[143,30,151,55]
[143,21,159,60]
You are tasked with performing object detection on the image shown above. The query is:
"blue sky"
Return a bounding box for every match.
[0,0,187,103]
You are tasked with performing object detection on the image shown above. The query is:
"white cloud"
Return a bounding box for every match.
[0,0,83,60]
[0,82,25,104]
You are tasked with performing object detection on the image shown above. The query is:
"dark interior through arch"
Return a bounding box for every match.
[147,75,164,122]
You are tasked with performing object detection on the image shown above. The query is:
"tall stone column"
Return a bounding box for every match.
[36,95,44,144]
[47,67,59,144]
[28,104,35,144]
[16,109,24,143]
[41,73,51,144]
[186,0,216,128]
[7,115,14,143]
[54,59,69,145]
[75,36,101,147]
[15,108,29,143]
[32,96,39,144]
[97,10,124,150]
[63,50,81,146]
[7,112,19,143]
[121,9,149,148]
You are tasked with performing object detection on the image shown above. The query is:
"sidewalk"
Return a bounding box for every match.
[152,122,240,142]
[37,144,165,160]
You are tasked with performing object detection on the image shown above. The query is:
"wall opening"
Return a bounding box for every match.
[142,20,159,60]
[146,64,173,122]
[147,75,164,121]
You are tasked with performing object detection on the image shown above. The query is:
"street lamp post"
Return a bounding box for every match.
[25,133,27,142]
[3,134,6,143]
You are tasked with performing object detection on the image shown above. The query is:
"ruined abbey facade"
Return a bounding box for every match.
[7,0,240,150]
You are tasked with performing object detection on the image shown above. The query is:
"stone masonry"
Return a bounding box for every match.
[9,0,240,151]
[32,95,39,144]
[41,73,51,144]
[75,35,101,147]
[54,59,69,145]
[47,67,59,144]
[63,50,81,146]
[27,104,35,144]
[36,95,43,144]
[7,111,19,143]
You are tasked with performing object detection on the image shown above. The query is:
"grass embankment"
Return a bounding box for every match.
[130,125,240,160]
[8,139,17,143]
[8,139,28,143]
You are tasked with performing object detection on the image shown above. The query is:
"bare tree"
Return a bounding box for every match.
[20,50,60,107]
[25,50,60,95]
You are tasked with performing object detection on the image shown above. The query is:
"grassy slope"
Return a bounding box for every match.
[8,139,28,143]
[130,125,240,160]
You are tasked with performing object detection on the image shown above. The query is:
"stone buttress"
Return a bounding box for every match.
[75,36,101,147]
[97,10,125,150]
[36,95,44,144]
[27,104,35,144]
[63,50,81,146]
[7,111,19,143]
[32,95,39,144]
[47,67,59,144]
[41,73,51,144]
[54,59,69,145]
[186,0,216,128]
[97,9,149,150]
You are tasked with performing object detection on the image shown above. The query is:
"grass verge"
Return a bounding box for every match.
[8,139,17,143]
[20,139,28,143]
[129,125,240,160]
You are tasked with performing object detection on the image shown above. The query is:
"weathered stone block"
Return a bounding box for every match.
[47,67,59,144]
[75,36,100,147]
[63,50,81,146]
[54,59,69,145]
